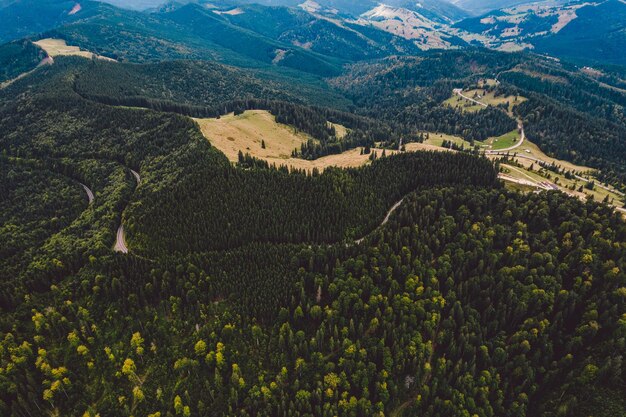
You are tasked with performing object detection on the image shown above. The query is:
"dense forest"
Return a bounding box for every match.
[1,33,626,417]
[0,40,46,83]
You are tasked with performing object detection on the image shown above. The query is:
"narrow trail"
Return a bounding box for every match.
[354,197,405,245]
[114,168,141,254]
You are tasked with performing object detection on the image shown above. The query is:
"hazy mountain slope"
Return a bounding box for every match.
[452,0,531,14]
[216,3,423,59]
[533,0,626,65]
[353,3,468,50]
[12,1,343,76]
[162,3,342,75]
[397,0,471,23]
[0,0,95,43]
[454,0,626,63]
[27,1,430,75]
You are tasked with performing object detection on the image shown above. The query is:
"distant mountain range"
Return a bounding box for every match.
[0,0,624,66]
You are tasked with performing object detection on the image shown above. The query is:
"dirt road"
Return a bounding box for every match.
[355,197,405,244]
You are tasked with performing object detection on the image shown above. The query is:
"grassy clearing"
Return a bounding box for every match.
[33,38,115,61]
[499,161,624,207]
[413,126,624,208]
[328,122,348,139]
[195,110,314,161]
[444,89,526,114]
[404,143,453,153]
[195,110,371,171]
[478,78,499,88]
[514,139,595,174]
[503,181,537,193]
[422,132,473,148]
[443,95,483,112]
[484,129,519,150]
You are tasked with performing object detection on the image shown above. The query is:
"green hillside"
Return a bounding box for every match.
[0,39,46,83]
[1,2,626,417]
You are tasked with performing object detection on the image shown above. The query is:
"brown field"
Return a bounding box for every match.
[195,111,453,171]
[507,139,595,174]
[34,38,116,61]
[422,132,473,148]
[195,110,313,161]
[329,122,349,138]
[196,110,374,171]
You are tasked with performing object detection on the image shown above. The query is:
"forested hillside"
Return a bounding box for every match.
[1,7,626,417]
[334,50,626,186]
[0,40,46,83]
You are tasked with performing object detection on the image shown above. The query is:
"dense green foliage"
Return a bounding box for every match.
[0,40,46,83]
[0,160,85,280]
[128,151,497,254]
[333,52,521,142]
[1,16,626,417]
[0,0,88,43]
[216,3,423,61]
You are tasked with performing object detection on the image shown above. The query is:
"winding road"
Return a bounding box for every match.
[453,89,488,108]
[486,121,525,153]
[80,183,94,204]
[114,168,141,254]
[354,197,405,245]
[453,88,526,154]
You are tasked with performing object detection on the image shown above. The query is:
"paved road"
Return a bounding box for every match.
[458,86,622,197]
[491,151,625,197]
[131,169,141,185]
[114,225,128,253]
[453,89,525,153]
[114,168,141,254]
[486,121,525,154]
[453,89,488,108]
[80,183,94,204]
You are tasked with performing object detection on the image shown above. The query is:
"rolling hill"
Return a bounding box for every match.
[454,0,626,64]
[1,0,626,415]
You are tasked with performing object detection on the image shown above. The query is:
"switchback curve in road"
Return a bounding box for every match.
[114,225,128,253]
[453,88,525,153]
[114,168,141,254]
[80,183,94,204]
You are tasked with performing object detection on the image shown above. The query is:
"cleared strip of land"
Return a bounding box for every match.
[34,38,116,61]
